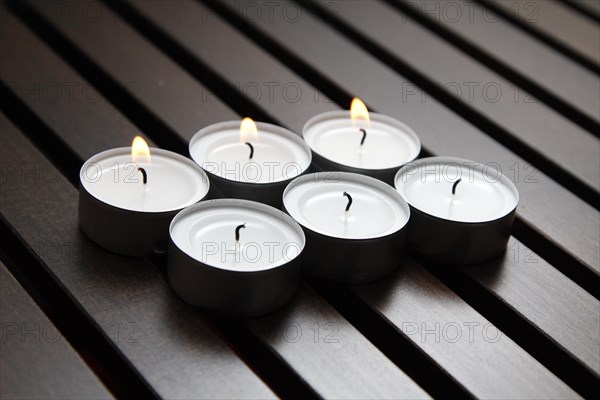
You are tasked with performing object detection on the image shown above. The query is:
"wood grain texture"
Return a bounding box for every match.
[399,0,600,124]
[248,284,429,399]
[109,1,593,395]
[0,16,274,397]
[351,258,577,399]
[0,11,149,158]
[1,6,428,397]
[0,261,112,400]
[328,0,600,194]
[463,237,600,375]
[484,0,600,65]
[207,0,599,276]
[125,0,339,135]
[21,0,235,142]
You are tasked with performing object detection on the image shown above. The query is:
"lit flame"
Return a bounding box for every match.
[131,136,151,164]
[240,117,258,143]
[350,97,370,127]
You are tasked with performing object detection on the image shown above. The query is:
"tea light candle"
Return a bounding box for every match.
[189,118,312,207]
[283,172,410,283]
[79,137,210,256]
[168,199,305,317]
[394,157,519,264]
[303,98,421,185]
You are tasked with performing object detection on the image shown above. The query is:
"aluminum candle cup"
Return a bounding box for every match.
[394,157,519,264]
[283,172,410,284]
[302,100,421,185]
[168,199,305,317]
[189,119,312,207]
[79,140,210,257]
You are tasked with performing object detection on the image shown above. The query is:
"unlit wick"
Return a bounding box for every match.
[245,142,254,159]
[343,191,353,212]
[235,223,246,242]
[138,167,148,184]
[359,129,367,146]
[452,178,461,195]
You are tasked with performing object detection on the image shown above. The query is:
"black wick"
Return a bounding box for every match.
[235,223,246,242]
[452,179,461,195]
[138,167,147,184]
[245,142,254,159]
[359,128,367,146]
[343,191,353,212]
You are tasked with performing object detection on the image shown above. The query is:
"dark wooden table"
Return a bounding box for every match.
[1,0,598,398]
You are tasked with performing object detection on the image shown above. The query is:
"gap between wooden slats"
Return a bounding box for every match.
[476,0,600,74]
[0,259,113,399]
[561,0,600,22]
[387,0,600,135]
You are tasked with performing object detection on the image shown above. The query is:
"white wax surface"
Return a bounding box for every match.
[170,201,304,271]
[284,173,410,239]
[395,157,519,223]
[80,148,209,212]
[189,121,311,183]
[303,111,420,170]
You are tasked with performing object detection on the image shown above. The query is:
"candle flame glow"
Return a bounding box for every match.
[350,97,370,127]
[131,136,151,164]
[240,117,258,143]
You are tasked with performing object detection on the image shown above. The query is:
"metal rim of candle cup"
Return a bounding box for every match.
[167,199,306,317]
[189,120,313,185]
[394,156,519,264]
[283,171,411,284]
[169,198,306,272]
[78,147,211,257]
[284,171,412,240]
[302,111,422,184]
[79,147,211,213]
[189,121,313,207]
[394,156,519,225]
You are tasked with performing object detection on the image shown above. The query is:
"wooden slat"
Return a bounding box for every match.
[463,237,600,375]
[0,17,275,399]
[248,284,429,399]
[483,0,600,66]
[399,0,600,125]
[24,0,234,142]
[326,0,600,196]
[201,0,600,279]
[2,5,429,397]
[23,0,335,138]
[0,14,148,157]
[124,0,331,134]
[0,260,112,399]
[567,0,600,18]
[81,0,594,396]
[126,0,600,386]
[349,258,577,399]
